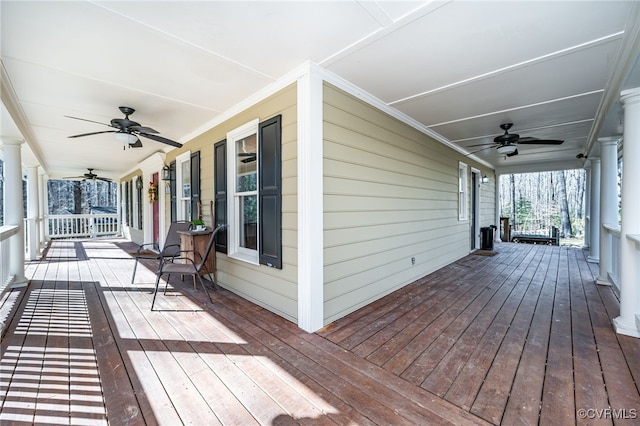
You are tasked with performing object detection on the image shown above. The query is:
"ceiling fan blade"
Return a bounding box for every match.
[129,125,158,134]
[467,145,496,156]
[506,149,519,157]
[65,115,112,127]
[68,130,117,138]
[517,138,564,145]
[466,142,496,148]
[137,132,183,148]
[129,139,143,148]
[238,152,256,156]
[95,176,113,182]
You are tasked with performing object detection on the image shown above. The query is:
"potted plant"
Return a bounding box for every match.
[190,218,205,231]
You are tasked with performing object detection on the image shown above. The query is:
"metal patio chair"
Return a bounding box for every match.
[131,220,191,284]
[151,224,225,310]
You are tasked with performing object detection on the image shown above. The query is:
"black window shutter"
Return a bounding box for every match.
[124,182,130,225]
[214,140,227,253]
[190,151,201,221]
[169,160,176,223]
[259,115,282,269]
[137,178,143,229]
[127,181,133,226]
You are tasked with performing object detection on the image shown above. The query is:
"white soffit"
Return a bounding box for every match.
[2,1,271,111]
[326,1,633,103]
[395,37,622,127]
[432,91,603,142]
[92,1,383,79]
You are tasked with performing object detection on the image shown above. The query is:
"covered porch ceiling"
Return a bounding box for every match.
[2,1,640,180]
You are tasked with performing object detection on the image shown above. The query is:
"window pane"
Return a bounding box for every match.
[182,160,191,198]
[239,194,257,250]
[236,134,257,192]
[184,200,192,221]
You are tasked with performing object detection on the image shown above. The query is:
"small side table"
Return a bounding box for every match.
[177,229,215,276]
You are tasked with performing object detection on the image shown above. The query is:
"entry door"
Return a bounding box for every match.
[471,172,479,250]
[152,172,159,245]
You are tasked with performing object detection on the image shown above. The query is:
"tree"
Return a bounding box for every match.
[73,181,83,214]
[574,170,584,219]
[558,171,573,236]
[510,174,516,229]
[499,169,584,239]
[48,179,117,214]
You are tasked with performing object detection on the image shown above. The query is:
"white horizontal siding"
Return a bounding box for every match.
[173,83,299,323]
[323,83,493,324]
[480,179,496,227]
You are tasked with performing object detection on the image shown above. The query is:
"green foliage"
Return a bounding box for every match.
[237,174,256,192]
[243,196,257,224]
[237,173,257,224]
[500,170,586,236]
[515,199,532,228]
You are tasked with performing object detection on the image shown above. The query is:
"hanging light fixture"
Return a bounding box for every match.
[115,132,138,145]
[161,165,171,181]
[496,144,517,155]
[482,175,489,184]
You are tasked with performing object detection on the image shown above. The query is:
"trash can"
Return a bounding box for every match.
[481,227,494,250]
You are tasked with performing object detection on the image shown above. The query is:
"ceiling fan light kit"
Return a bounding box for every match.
[497,144,518,155]
[115,132,138,145]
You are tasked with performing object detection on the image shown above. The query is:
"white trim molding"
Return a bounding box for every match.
[297,63,324,332]
[226,119,260,265]
[614,87,640,338]
[138,152,166,246]
[471,167,481,250]
[458,162,469,221]
[174,151,191,222]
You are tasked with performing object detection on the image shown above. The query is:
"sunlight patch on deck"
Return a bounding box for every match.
[0,287,107,425]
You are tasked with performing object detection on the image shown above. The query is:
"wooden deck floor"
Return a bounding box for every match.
[0,240,638,425]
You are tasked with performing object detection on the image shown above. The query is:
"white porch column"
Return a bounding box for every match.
[597,137,620,285]
[39,173,47,246]
[297,63,324,332]
[116,181,122,236]
[494,173,502,242]
[588,157,601,263]
[583,161,591,249]
[2,138,27,286]
[25,165,40,260]
[614,87,640,338]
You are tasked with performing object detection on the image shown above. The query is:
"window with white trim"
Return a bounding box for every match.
[215,115,282,268]
[175,151,191,221]
[458,162,468,221]
[130,176,143,230]
[122,182,129,226]
[227,119,259,263]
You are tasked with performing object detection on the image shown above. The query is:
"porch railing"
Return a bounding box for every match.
[602,223,621,293]
[47,214,119,239]
[0,225,19,297]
